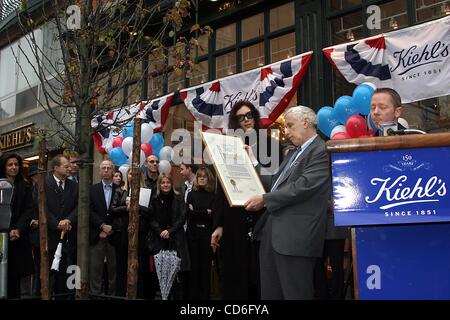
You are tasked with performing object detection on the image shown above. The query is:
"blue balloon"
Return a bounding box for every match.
[352,84,374,115]
[334,95,358,124]
[122,122,134,138]
[317,106,341,138]
[149,133,164,154]
[109,147,128,166]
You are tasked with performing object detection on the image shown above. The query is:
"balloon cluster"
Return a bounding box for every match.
[317,83,377,140]
[108,121,173,175]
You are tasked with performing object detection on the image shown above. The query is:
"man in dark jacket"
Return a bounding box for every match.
[89,160,118,296]
[44,154,78,297]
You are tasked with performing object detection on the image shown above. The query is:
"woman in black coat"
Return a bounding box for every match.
[211,100,283,300]
[185,166,215,300]
[0,153,34,298]
[148,173,190,299]
[110,168,152,298]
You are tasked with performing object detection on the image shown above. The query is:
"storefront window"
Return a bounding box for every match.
[216,52,236,78]
[270,2,294,32]
[242,42,264,71]
[126,82,141,105]
[242,13,264,41]
[189,60,208,86]
[216,23,236,50]
[270,32,295,63]
[0,96,15,120]
[147,74,163,99]
[195,33,209,57]
[330,11,363,45]
[416,0,450,22]
[168,70,185,93]
[369,0,408,35]
[329,0,361,11]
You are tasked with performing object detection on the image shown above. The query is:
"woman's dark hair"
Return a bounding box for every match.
[228,100,261,130]
[0,153,25,182]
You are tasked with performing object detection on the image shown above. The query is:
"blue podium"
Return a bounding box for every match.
[327,133,450,299]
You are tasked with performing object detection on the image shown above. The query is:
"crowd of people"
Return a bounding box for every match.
[0,88,405,300]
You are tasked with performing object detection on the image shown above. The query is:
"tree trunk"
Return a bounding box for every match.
[76,102,93,300]
[38,135,50,300]
[126,117,142,299]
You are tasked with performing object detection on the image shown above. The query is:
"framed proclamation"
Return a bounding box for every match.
[202,131,266,207]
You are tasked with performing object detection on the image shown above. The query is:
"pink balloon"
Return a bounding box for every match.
[346,115,367,138]
[140,143,153,157]
[367,130,376,137]
[331,132,351,140]
[112,137,124,148]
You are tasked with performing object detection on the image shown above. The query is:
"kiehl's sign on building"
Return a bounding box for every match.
[0,123,34,152]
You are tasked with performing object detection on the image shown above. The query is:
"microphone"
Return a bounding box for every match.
[387,128,427,136]
[378,122,398,137]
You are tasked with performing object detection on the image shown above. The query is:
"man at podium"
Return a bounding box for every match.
[370,88,405,135]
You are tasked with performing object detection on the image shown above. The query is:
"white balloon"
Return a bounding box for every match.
[398,117,409,129]
[141,123,154,143]
[128,150,146,166]
[159,146,174,161]
[121,137,134,156]
[330,125,346,138]
[118,164,130,178]
[159,159,172,175]
[361,82,377,91]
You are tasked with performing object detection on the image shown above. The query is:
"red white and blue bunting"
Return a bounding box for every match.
[91,93,173,154]
[180,52,313,130]
[323,15,450,104]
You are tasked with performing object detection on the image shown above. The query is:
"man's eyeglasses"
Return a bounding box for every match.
[148,160,159,164]
[236,111,254,123]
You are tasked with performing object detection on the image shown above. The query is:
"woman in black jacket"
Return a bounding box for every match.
[0,153,34,298]
[211,100,283,300]
[185,166,215,300]
[148,173,190,299]
[110,167,152,298]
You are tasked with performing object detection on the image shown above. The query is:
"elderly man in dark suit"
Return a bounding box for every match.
[245,105,331,300]
[89,159,118,296]
[45,154,78,296]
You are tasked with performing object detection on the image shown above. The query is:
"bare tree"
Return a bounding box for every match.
[7,0,210,299]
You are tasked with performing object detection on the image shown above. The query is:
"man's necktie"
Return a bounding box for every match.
[270,146,301,192]
[58,180,64,192]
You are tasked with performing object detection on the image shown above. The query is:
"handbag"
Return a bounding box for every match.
[145,231,160,255]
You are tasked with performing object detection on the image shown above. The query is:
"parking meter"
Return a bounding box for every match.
[0,179,13,299]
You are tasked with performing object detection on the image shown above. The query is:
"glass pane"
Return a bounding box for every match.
[197,34,209,57]
[369,0,408,36]
[168,70,185,93]
[126,82,141,105]
[0,96,16,119]
[270,32,295,63]
[168,43,186,67]
[147,74,163,99]
[216,24,236,50]
[148,48,166,74]
[270,2,294,32]
[329,0,361,11]
[330,11,364,45]
[416,0,450,22]
[0,42,18,97]
[189,60,208,86]
[16,86,38,114]
[216,52,236,78]
[242,13,264,42]
[242,42,265,71]
[402,95,450,132]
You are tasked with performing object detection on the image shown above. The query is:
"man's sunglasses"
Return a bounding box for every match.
[148,160,159,164]
[236,111,254,123]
